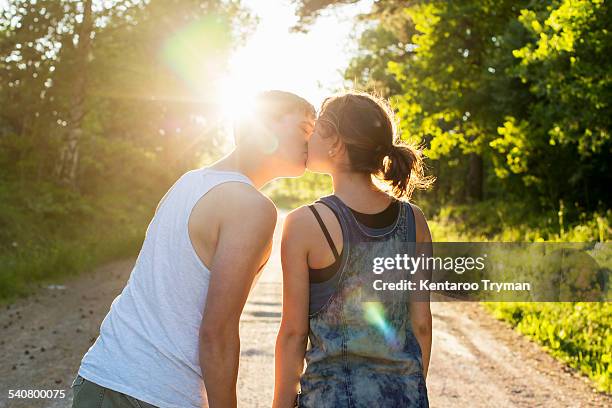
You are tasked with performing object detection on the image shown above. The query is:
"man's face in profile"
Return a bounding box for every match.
[267,111,315,177]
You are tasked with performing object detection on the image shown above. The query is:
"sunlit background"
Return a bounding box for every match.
[1,0,610,400]
[217,0,372,118]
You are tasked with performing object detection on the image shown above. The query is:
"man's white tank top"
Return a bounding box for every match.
[78,168,254,408]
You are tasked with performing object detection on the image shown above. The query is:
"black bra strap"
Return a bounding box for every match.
[308,204,340,261]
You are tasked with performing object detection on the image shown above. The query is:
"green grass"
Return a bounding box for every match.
[263,170,333,209]
[0,179,154,305]
[485,302,611,393]
[423,199,611,243]
[0,223,144,304]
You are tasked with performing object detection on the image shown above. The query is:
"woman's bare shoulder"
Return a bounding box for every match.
[283,202,340,246]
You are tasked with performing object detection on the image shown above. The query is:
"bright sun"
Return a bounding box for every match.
[214,0,372,119]
[216,75,258,123]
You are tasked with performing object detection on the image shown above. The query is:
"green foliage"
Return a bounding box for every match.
[329,0,612,212]
[264,170,333,209]
[297,0,612,394]
[0,212,146,302]
[485,302,611,393]
[513,0,611,155]
[424,198,612,242]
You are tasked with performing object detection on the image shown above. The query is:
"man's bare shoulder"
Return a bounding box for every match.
[203,182,277,226]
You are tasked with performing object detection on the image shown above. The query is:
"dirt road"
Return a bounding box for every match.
[0,214,609,407]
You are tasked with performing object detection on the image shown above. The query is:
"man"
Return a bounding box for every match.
[71,90,316,408]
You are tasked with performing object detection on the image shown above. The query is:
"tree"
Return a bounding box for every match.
[54,0,94,184]
[294,0,611,212]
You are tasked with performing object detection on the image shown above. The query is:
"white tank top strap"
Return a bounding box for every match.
[200,168,254,186]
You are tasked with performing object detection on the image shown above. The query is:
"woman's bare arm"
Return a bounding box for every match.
[273,209,311,408]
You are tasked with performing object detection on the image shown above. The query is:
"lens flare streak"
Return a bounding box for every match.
[363,302,401,350]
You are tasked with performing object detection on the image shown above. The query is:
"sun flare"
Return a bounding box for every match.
[212,0,371,125]
[216,75,258,123]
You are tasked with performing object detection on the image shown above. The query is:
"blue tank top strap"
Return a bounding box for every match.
[307,204,340,261]
[316,195,349,223]
[404,201,417,242]
[317,195,363,241]
[308,195,351,316]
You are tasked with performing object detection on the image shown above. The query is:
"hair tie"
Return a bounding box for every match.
[376,144,394,157]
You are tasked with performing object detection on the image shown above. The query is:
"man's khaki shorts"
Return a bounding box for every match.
[70,374,158,408]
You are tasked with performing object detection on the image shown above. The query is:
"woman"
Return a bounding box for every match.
[273,91,435,408]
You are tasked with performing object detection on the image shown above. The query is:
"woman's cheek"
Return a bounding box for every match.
[307,139,321,161]
[306,140,325,170]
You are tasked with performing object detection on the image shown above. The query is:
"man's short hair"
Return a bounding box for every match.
[234,90,315,143]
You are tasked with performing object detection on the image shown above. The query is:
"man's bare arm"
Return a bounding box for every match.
[198,187,277,408]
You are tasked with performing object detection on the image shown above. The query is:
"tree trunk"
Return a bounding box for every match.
[467,153,483,202]
[55,0,93,186]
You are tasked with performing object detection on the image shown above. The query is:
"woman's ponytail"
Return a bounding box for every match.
[380,142,432,199]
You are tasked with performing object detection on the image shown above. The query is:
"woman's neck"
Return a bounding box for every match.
[332,171,392,213]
